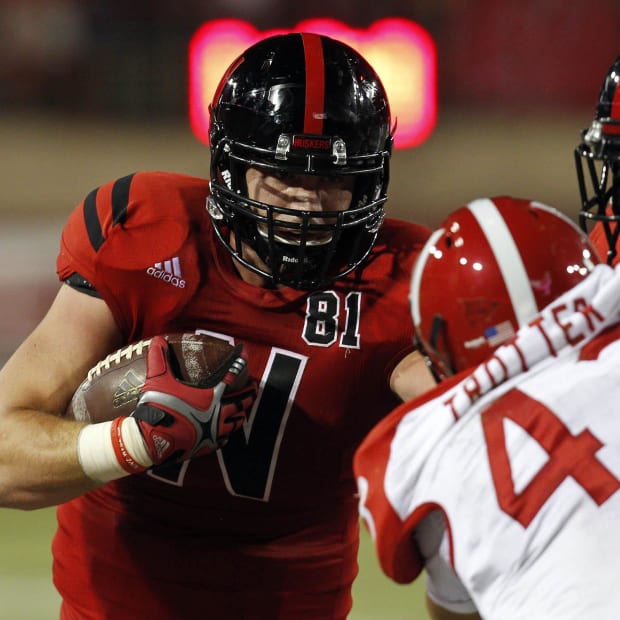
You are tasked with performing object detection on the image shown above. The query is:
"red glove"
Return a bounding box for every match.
[132,335,256,465]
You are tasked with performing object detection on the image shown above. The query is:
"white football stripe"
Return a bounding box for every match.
[467,198,538,326]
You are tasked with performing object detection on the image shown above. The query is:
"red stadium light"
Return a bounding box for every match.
[189,18,436,150]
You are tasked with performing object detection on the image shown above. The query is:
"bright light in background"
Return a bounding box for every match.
[189,18,436,150]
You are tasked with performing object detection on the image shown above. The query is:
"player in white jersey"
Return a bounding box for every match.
[354,196,620,620]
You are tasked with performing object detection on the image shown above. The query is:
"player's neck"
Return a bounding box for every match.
[233,258,272,288]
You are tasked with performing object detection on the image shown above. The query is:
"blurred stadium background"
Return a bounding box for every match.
[0,0,618,617]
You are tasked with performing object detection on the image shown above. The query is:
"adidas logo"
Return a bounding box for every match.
[113,369,144,408]
[152,433,171,460]
[146,256,186,288]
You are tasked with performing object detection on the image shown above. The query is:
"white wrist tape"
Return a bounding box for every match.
[77,418,154,483]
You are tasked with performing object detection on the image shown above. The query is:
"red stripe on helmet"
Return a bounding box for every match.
[301,33,325,135]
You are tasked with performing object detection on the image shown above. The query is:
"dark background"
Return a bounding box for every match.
[2,0,617,118]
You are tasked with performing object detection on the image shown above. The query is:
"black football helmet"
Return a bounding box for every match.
[575,55,620,264]
[207,32,393,289]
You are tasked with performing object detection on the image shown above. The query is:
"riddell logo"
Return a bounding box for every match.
[152,433,171,460]
[147,256,187,288]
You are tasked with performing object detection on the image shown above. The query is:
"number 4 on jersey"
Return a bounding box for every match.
[482,390,620,528]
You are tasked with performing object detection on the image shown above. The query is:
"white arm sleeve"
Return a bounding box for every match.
[414,511,478,615]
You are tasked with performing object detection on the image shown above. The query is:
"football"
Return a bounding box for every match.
[65,332,248,423]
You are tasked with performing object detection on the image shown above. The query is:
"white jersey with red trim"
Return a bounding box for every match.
[355,264,620,619]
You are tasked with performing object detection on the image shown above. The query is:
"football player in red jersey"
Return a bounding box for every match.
[576,55,620,264]
[354,197,620,619]
[0,33,433,619]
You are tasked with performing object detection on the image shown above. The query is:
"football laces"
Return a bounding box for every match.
[87,338,152,382]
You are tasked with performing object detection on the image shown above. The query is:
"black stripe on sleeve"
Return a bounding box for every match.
[83,187,104,251]
[111,173,135,225]
[82,173,135,252]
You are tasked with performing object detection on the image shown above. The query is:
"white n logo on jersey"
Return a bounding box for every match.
[146,256,186,288]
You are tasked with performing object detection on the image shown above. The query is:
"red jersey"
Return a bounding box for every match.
[53,171,430,619]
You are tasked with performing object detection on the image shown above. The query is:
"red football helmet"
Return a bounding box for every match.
[410,197,600,380]
[575,55,620,264]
